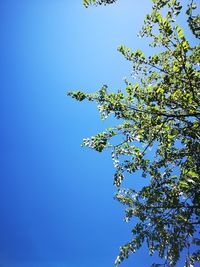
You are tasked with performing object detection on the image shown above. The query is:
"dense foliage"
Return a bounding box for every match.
[68,0,200,266]
[83,0,117,7]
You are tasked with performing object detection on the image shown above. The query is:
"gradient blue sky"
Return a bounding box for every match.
[0,0,197,267]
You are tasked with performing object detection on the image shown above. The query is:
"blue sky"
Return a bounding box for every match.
[0,0,197,266]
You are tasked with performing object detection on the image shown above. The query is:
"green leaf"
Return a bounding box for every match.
[177,25,184,39]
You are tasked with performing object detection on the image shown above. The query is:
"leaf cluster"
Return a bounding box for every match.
[68,0,200,266]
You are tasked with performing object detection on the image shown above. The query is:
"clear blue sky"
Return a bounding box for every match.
[0,0,196,266]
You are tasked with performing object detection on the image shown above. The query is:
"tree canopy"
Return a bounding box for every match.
[68,0,200,266]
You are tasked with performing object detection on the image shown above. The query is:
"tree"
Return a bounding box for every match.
[68,0,200,266]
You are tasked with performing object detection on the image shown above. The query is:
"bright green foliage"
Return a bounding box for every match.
[68,0,200,266]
